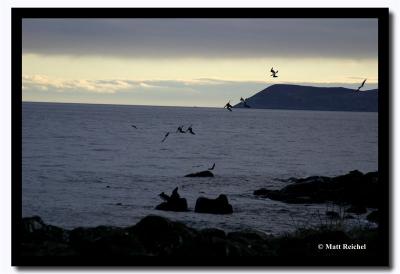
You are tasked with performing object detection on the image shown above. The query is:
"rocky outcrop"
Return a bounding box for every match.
[194,194,233,214]
[254,170,379,208]
[184,170,214,177]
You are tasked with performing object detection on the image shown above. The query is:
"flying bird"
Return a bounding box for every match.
[161,132,170,143]
[186,125,196,135]
[240,97,251,108]
[270,67,279,78]
[224,101,233,111]
[208,163,216,170]
[356,79,367,92]
[131,125,137,129]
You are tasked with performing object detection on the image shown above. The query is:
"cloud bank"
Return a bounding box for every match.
[22,18,378,59]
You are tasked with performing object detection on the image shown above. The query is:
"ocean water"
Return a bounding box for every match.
[22,102,378,234]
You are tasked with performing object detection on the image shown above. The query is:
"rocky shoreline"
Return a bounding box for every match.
[21,214,380,257]
[254,170,379,208]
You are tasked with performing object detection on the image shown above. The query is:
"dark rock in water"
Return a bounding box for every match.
[254,170,379,208]
[253,188,271,196]
[346,205,367,215]
[325,211,340,219]
[155,187,188,212]
[155,198,188,212]
[185,170,214,177]
[195,194,233,214]
[366,210,380,224]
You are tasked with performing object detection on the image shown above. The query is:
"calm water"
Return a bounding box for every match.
[22,102,378,234]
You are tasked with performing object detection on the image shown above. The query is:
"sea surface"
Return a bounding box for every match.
[22,102,378,234]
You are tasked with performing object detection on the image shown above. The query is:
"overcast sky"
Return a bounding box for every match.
[22,18,378,107]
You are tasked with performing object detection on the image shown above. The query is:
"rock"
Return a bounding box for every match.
[253,170,379,208]
[366,210,380,224]
[155,198,188,212]
[22,216,45,233]
[346,205,367,215]
[130,215,198,255]
[200,228,226,239]
[20,214,380,257]
[253,188,271,196]
[184,170,214,177]
[155,187,188,212]
[194,194,233,214]
[69,225,145,256]
[325,211,340,219]
[21,216,68,242]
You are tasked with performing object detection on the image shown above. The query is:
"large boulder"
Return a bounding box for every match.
[194,194,233,214]
[155,198,188,212]
[185,170,214,177]
[130,215,198,255]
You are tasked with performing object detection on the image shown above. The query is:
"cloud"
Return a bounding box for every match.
[22,18,378,59]
[23,75,137,93]
[22,75,222,94]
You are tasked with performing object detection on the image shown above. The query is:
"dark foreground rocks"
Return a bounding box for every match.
[184,170,214,177]
[195,194,233,214]
[254,170,379,208]
[21,215,380,257]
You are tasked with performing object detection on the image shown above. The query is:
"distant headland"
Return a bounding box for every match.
[234,84,378,112]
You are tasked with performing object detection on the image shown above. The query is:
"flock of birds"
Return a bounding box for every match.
[160,125,196,143]
[132,67,368,144]
[223,67,279,111]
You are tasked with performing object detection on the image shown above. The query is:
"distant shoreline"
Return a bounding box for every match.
[22,101,378,113]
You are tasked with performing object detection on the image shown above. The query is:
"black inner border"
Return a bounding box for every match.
[12,7,390,267]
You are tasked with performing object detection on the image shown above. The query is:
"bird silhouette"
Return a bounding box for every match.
[270,67,278,78]
[186,125,195,135]
[176,125,186,133]
[224,101,233,111]
[356,79,367,92]
[240,97,251,108]
[131,125,137,129]
[161,132,170,143]
[208,163,216,170]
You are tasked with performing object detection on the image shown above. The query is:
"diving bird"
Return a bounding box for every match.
[208,163,216,170]
[270,67,279,78]
[186,125,195,135]
[176,125,186,133]
[356,79,367,92]
[240,97,251,108]
[161,132,170,143]
[224,101,233,111]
